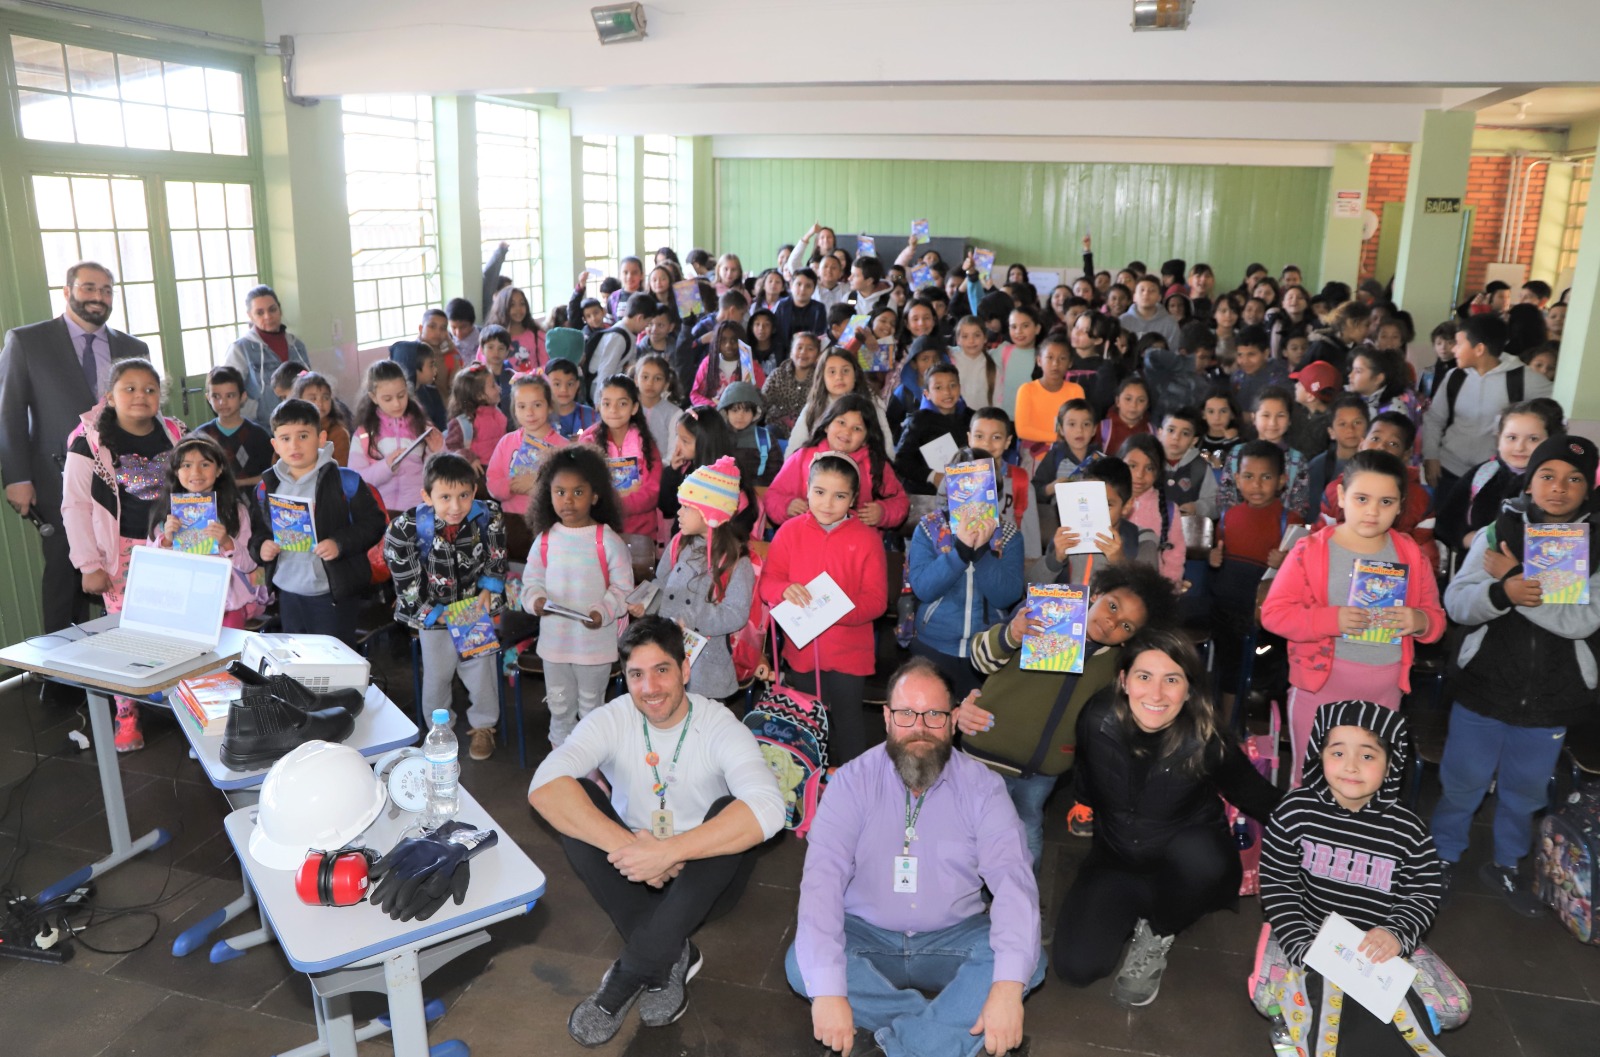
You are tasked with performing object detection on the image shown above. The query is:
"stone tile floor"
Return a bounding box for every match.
[1,641,1597,1057]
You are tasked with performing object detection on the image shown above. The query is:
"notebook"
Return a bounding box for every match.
[50,547,233,679]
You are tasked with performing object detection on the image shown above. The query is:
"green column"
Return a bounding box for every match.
[1317,144,1371,289]
[1392,110,1475,323]
[677,136,714,254]
[1554,123,1600,429]
[435,96,482,314]
[253,57,356,381]
[538,108,577,315]
[617,136,642,261]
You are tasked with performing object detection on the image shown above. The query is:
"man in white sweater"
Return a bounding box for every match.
[530,616,786,1046]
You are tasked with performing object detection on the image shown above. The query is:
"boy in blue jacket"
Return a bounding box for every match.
[908,445,1026,698]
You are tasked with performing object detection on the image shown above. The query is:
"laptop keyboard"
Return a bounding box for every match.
[86,628,203,662]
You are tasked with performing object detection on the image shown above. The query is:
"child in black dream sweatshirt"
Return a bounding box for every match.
[1259,700,1446,1057]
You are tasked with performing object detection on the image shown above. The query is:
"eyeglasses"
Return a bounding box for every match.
[889,709,951,729]
[72,283,115,298]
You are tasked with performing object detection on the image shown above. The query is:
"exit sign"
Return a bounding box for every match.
[1424,197,1463,215]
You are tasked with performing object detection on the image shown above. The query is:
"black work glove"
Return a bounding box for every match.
[367,821,498,921]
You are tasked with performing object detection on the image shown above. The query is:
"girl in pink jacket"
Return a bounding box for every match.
[443,363,508,474]
[578,374,662,537]
[1121,434,1187,585]
[61,358,186,752]
[758,452,889,763]
[1260,450,1446,785]
[348,360,444,513]
[761,394,909,531]
[487,374,567,519]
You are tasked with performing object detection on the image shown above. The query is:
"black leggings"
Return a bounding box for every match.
[1053,824,1240,986]
[561,779,758,982]
[783,668,867,764]
[1304,969,1443,1055]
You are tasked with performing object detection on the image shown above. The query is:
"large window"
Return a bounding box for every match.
[476,100,541,313]
[10,34,246,155]
[32,173,162,361]
[580,134,618,286]
[343,94,440,347]
[168,181,260,375]
[641,134,677,253]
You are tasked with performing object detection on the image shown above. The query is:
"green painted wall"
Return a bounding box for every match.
[717,159,1333,289]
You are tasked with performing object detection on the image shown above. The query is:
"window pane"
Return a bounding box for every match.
[32,176,74,228]
[124,102,170,150]
[11,36,67,91]
[169,106,211,152]
[164,63,206,108]
[176,279,208,327]
[40,232,80,279]
[229,230,257,275]
[18,90,74,141]
[64,45,119,98]
[72,96,124,147]
[224,183,253,227]
[118,53,164,104]
[181,329,213,377]
[195,182,228,228]
[171,230,202,280]
[118,231,153,282]
[72,177,114,228]
[110,179,147,229]
[210,113,246,156]
[122,282,158,333]
[204,68,243,114]
[34,175,160,357]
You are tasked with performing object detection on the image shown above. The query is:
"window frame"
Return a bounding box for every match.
[475,97,542,315]
[580,133,619,289]
[641,133,677,255]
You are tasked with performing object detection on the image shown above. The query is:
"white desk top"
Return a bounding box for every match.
[0,615,249,697]
[224,785,546,975]
[179,683,420,791]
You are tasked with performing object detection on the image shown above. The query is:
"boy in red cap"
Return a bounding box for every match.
[1288,360,1342,461]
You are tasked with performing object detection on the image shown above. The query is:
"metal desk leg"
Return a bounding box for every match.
[36,688,172,904]
[315,990,361,1057]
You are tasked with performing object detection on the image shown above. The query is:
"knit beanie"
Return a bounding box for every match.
[1524,435,1599,494]
[717,381,763,412]
[677,455,742,527]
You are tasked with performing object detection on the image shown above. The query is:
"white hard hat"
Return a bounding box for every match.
[250,740,386,870]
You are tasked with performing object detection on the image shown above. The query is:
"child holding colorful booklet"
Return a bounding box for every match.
[1433,435,1600,912]
[152,435,266,630]
[1260,450,1445,787]
[906,450,1025,697]
[384,453,508,761]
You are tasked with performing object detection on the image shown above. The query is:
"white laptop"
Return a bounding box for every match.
[51,547,233,679]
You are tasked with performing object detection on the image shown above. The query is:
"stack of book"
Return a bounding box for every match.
[173,671,243,737]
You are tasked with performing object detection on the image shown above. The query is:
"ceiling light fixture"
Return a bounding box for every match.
[592,3,647,45]
[1132,0,1193,31]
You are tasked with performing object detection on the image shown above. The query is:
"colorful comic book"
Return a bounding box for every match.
[909,264,936,290]
[945,459,999,537]
[508,435,551,477]
[608,456,641,497]
[1021,584,1087,673]
[171,492,219,555]
[972,249,995,281]
[857,234,876,257]
[738,340,755,380]
[267,494,316,553]
[673,279,704,318]
[911,219,931,244]
[444,596,498,659]
[1526,523,1590,604]
[1344,558,1408,645]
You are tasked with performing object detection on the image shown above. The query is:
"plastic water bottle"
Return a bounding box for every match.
[1266,1004,1302,1057]
[895,580,916,648]
[422,709,460,830]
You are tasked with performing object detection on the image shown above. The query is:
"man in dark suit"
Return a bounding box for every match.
[0,261,148,634]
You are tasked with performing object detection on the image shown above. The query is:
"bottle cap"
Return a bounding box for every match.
[432,709,450,726]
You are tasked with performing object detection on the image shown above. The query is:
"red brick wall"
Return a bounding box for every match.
[1359,151,1548,298]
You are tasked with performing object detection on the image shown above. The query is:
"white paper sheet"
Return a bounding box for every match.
[1303,911,1417,1023]
[1055,481,1114,554]
[771,572,856,648]
[919,433,959,475]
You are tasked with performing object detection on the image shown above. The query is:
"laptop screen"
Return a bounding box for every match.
[119,547,233,645]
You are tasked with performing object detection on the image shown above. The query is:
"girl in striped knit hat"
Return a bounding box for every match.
[632,455,755,702]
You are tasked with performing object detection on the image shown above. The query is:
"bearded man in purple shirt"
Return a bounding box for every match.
[787,658,1044,1057]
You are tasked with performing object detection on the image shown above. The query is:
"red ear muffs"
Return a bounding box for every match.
[294,848,377,907]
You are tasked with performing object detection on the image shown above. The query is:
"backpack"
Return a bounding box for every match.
[413,500,494,626]
[452,414,475,448]
[742,631,830,837]
[1537,778,1600,944]
[1224,721,1278,896]
[538,524,611,589]
[1443,364,1524,433]
[256,466,389,584]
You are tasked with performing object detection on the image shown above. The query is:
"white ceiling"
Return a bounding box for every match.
[1477,87,1600,127]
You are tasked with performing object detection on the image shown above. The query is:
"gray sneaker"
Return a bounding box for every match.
[568,960,647,1046]
[638,941,702,1027]
[1110,918,1176,1008]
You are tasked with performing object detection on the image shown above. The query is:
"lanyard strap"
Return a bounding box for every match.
[902,788,927,857]
[642,701,694,810]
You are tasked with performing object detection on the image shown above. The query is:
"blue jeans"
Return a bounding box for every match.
[786,913,1046,1057]
[1431,703,1567,869]
[1001,772,1058,874]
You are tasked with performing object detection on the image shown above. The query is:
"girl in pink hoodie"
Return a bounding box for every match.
[61,358,186,751]
[487,374,567,520]
[761,393,909,531]
[150,435,265,627]
[578,374,662,537]
[444,363,509,474]
[348,360,444,513]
